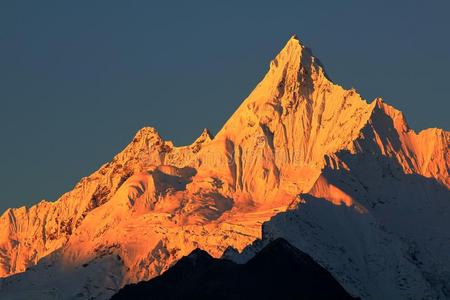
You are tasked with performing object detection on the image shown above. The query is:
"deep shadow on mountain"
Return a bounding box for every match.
[111,238,355,300]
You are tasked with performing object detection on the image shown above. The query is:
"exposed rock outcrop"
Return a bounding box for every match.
[0,36,448,300]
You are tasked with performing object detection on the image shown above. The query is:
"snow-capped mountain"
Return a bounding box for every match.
[0,35,448,299]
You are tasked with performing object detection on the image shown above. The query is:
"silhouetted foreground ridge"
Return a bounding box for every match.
[111,238,355,300]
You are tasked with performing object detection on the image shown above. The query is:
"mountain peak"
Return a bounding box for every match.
[270,35,304,68]
[1,36,449,300]
[290,33,299,40]
[216,34,330,139]
[133,127,162,141]
[285,34,304,49]
[186,248,213,261]
[194,128,213,143]
[111,238,355,300]
[263,34,328,100]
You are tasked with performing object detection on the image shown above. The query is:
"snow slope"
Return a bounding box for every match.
[0,36,448,299]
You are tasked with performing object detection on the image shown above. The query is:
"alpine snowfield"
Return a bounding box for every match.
[0,36,449,299]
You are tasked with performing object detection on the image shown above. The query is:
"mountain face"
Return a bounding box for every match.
[111,238,355,300]
[0,36,448,299]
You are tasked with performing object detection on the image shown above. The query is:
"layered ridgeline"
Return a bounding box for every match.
[0,36,449,299]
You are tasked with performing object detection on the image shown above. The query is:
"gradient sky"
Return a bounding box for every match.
[1,1,449,212]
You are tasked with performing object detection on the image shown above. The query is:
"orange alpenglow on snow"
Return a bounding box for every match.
[0,36,449,299]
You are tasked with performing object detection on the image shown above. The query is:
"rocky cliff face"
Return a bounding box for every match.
[0,36,448,300]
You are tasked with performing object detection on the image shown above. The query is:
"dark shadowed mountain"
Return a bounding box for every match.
[111,238,355,300]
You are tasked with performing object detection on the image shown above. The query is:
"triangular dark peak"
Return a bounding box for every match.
[185,248,214,262]
[111,239,355,300]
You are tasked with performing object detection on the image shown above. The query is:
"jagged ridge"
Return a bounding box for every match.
[0,35,448,300]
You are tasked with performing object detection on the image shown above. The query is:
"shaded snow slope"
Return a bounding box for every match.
[0,36,448,299]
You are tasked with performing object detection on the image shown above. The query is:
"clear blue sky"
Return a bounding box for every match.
[1,1,449,212]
